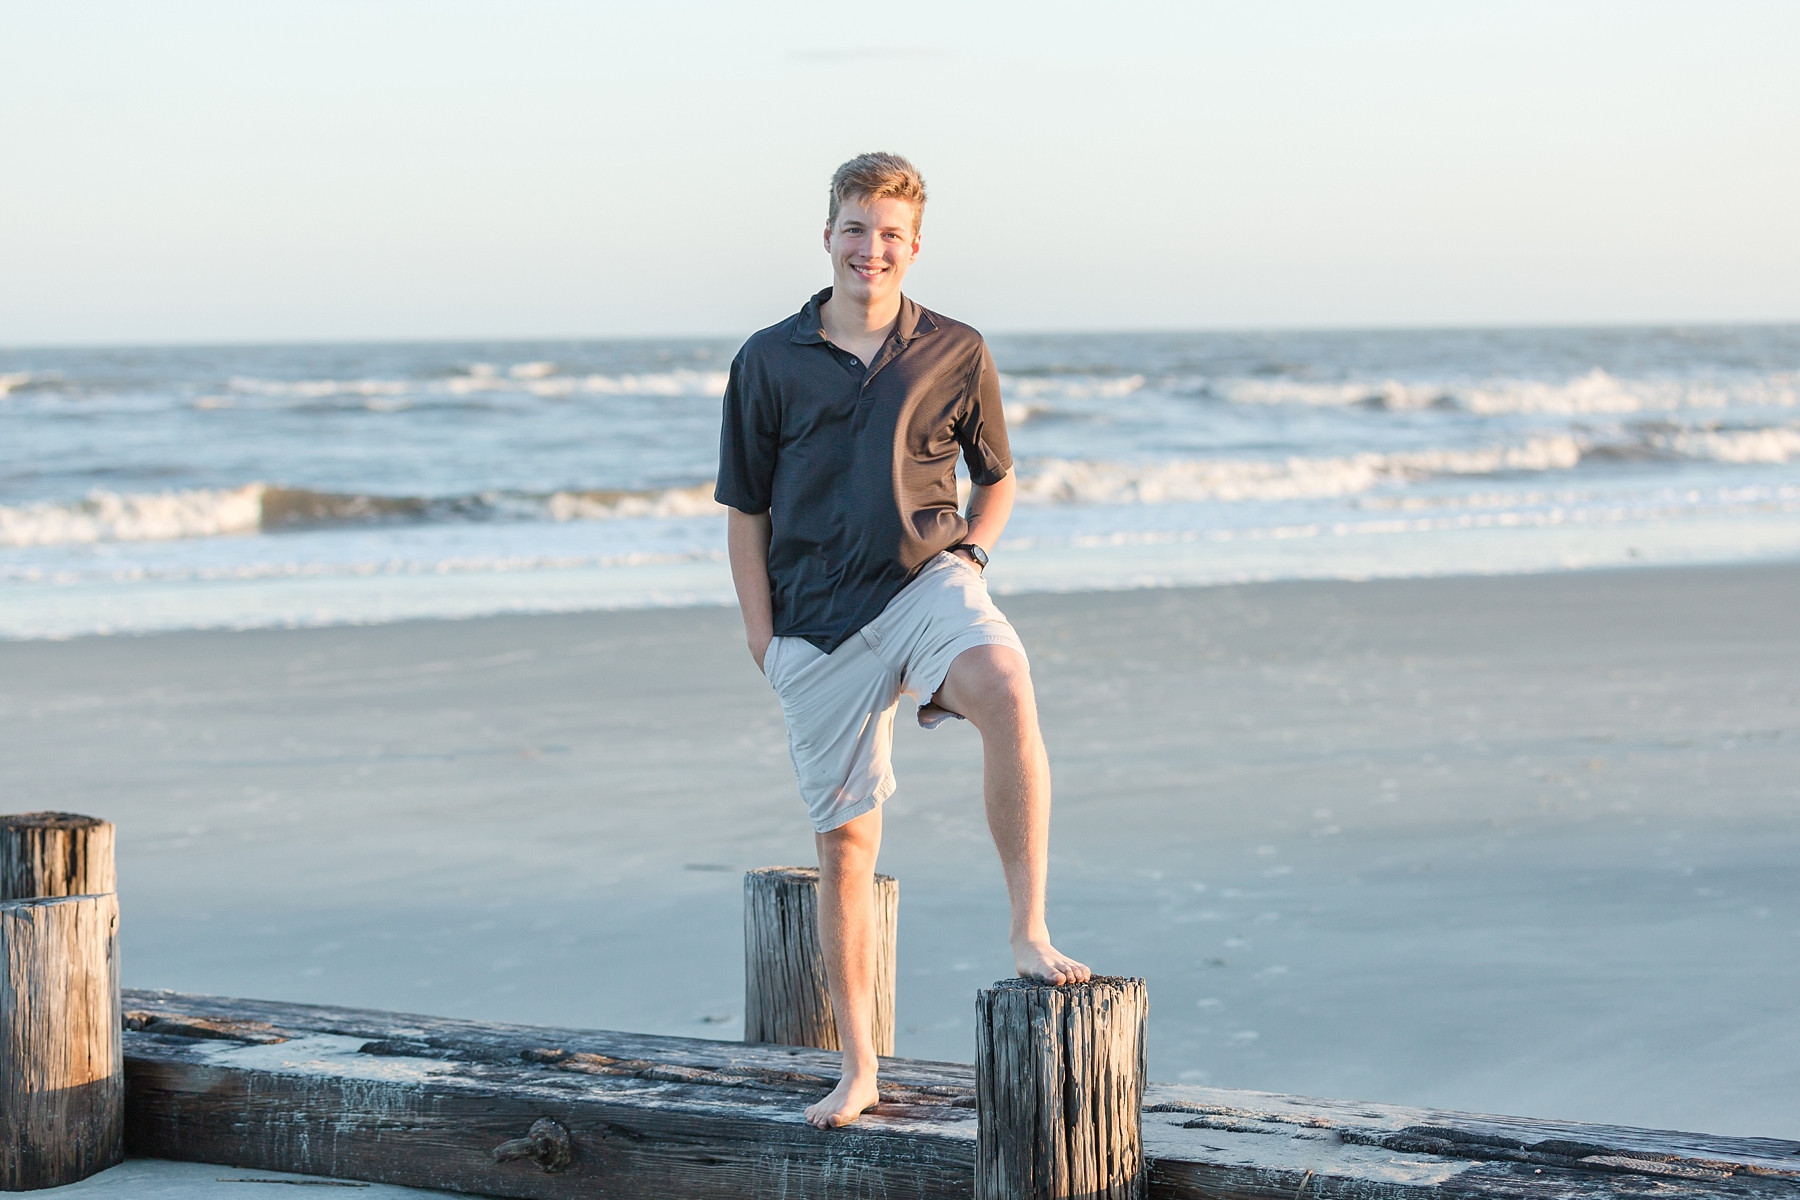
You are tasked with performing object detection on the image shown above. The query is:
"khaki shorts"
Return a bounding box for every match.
[762,552,1028,833]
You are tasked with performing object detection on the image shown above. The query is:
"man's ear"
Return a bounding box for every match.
[823,223,834,252]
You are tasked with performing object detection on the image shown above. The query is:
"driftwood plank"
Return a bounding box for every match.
[120,990,1800,1200]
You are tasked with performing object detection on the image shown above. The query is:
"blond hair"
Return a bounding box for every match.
[828,152,927,237]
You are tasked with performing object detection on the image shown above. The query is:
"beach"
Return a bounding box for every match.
[3,560,1795,1141]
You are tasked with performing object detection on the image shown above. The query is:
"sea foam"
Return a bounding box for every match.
[0,487,264,547]
[0,483,726,547]
[1014,437,1586,505]
[11,422,1798,549]
[1216,368,1800,415]
[0,372,41,398]
[225,367,731,404]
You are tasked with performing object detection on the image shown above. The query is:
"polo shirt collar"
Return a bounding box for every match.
[894,294,936,343]
[790,288,936,345]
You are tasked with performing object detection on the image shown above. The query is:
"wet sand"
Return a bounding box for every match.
[3,561,1796,1142]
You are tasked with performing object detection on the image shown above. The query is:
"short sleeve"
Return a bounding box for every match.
[714,347,777,513]
[953,340,1012,487]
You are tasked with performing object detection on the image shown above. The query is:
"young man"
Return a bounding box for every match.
[716,152,1090,1130]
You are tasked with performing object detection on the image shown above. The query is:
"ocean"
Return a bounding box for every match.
[3,324,1798,639]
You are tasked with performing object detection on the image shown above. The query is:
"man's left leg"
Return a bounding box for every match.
[931,644,1091,985]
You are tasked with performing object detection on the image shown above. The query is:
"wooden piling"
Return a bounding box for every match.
[1,894,124,1190]
[1,812,123,1191]
[1,813,116,902]
[975,976,1148,1200]
[743,866,897,1055]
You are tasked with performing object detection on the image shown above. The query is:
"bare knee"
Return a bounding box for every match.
[816,807,882,875]
[936,645,1037,733]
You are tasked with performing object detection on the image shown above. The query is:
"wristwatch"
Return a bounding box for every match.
[953,542,989,570]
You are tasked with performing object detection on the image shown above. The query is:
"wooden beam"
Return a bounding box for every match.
[120,990,1800,1200]
[123,989,977,1200]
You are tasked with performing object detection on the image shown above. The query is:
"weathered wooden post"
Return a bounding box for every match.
[1,813,123,1191]
[1,812,115,901]
[743,866,897,1055]
[975,976,1149,1200]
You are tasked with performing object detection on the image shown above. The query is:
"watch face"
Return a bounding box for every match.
[965,543,989,567]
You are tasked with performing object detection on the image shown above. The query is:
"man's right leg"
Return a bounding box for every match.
[805,805,884,1129]
[931,643,1091,986]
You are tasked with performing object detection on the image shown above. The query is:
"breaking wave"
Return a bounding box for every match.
[0,371,76,399]
[221,367,1142,413]
[0,484,722,547]
[1214,368,1800,415]
[1651,426,1800,464]
[0,486,265,546]
[999,373,1147,402]
[6,421,1796,547]
[1012,421,1800,506]
[225,366,731,404]
[1016,437,1587,505]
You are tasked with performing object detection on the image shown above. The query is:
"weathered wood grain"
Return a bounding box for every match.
[1141,1086,1800,1200]
[976,976,1148,1200]
[121,989,974,1092]
[743,866,898,1055]
[2,895,123,1190]
[0,812,115,902]
[119,990,1800,1200]
[123,990,976,1200]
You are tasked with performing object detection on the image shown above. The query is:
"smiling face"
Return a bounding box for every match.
[823,193,921,308]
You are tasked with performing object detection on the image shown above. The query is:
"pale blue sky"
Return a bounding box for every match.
[3,1,1797,344]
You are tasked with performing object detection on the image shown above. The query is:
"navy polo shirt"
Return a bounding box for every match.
[715,288,1012,654]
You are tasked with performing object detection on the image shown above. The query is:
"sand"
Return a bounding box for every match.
[3,561,1796,1153]
[43,1161,459,1198]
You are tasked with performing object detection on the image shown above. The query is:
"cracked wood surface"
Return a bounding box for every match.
[121,989,1799,1200]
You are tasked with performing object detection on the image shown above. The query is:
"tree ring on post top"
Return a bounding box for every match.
[1,812,109,829]
[1,812,117,901]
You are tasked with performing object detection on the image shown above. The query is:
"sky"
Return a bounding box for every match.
[3,0,1798,345]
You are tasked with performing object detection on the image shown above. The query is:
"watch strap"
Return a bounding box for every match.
[953,542,990,568]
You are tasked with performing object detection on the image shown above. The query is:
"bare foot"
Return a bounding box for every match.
[804,1070,881,1129]
[1013,934,1092,985]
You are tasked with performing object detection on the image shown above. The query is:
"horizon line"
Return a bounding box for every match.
[7,316,1800,354]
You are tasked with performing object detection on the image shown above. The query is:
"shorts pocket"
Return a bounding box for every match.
[761,636,783,685]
